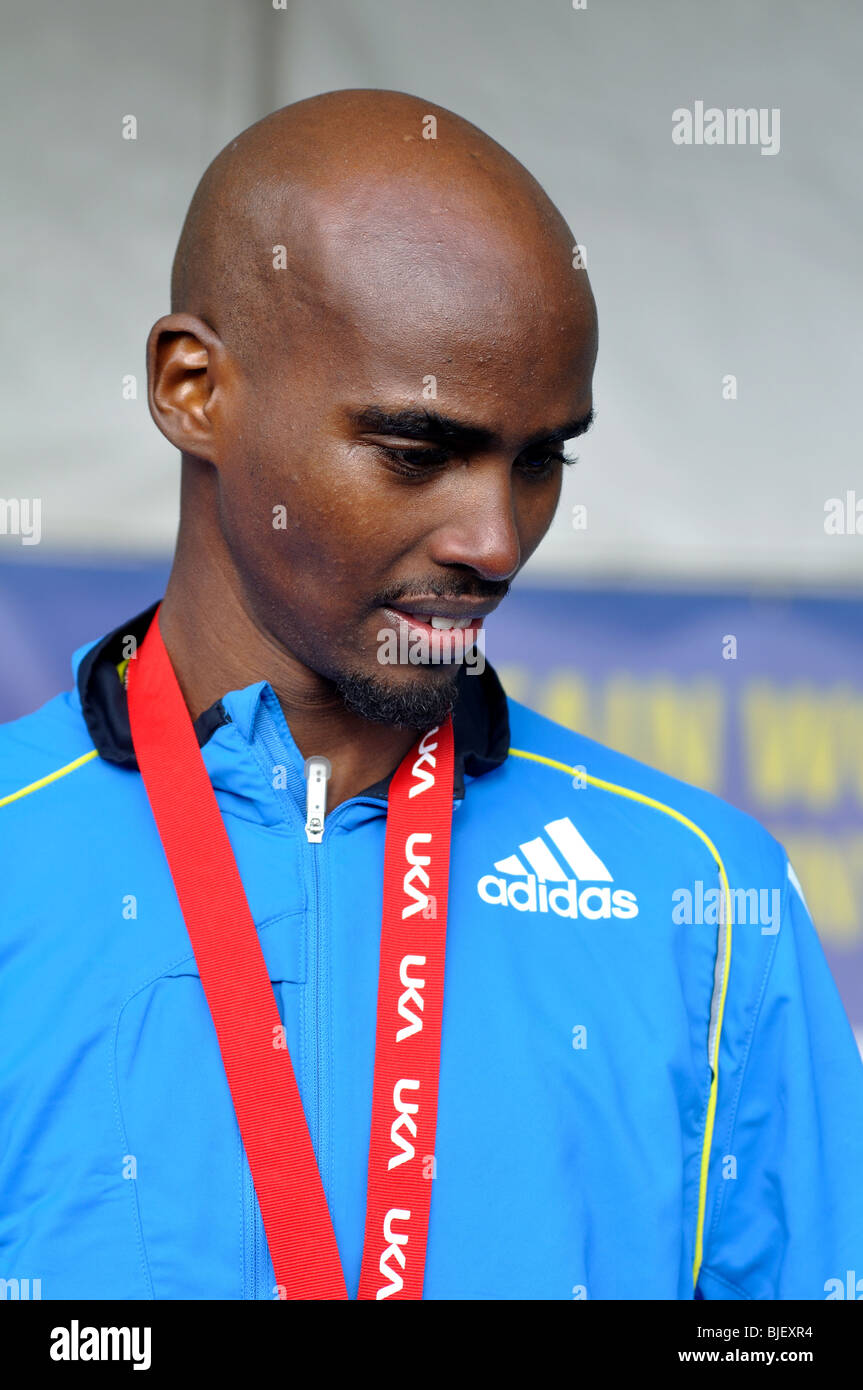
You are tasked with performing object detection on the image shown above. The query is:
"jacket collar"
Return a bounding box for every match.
[74,600,510,800]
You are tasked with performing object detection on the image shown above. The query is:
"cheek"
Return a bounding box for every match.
[245,454,386,608]
[515,474,564,555]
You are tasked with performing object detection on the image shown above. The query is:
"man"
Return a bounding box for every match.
[1,89,861,1301]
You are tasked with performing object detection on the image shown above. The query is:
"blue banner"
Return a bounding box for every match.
[2,563,861,1040]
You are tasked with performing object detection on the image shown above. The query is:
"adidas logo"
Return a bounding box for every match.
[477,816,639,919]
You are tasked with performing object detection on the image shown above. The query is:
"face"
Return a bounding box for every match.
[154,195,597,726]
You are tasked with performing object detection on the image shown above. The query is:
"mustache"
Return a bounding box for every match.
[374,579,510,607]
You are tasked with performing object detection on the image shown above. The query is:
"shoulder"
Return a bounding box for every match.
[503,695,789,883]
[0,690,98,809]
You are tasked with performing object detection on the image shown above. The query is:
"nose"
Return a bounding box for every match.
[427,460,523,583]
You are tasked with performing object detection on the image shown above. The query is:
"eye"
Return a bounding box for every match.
[376,444,450,477]
[374,443,577,481]
[516,450,573,480]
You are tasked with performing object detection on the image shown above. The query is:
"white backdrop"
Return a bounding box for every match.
[2,0,861,586]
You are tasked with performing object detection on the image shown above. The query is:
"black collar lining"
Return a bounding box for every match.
[77,601,510,799]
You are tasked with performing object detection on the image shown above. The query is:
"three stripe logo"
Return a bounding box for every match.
[477,816,639,919]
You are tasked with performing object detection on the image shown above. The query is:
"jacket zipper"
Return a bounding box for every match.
[247,703,333,1296]
[303,756,331,1189]
[244,1150,266,1298]
[304,756,330,842]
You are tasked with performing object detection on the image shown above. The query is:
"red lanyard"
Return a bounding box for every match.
[126,606,454,1300]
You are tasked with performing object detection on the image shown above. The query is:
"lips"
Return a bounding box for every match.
[381,607,485,641]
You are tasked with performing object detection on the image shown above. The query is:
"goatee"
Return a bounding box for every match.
[335,667,459,729]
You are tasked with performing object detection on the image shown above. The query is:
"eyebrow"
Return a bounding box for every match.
[348,404,595,451]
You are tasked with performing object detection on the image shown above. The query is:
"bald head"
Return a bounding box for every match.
[170,88,588,371]
[152,88,597,729]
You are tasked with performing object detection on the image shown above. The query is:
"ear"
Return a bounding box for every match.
[146,314,230,462]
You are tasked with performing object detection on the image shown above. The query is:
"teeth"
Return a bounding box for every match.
[427,615,473,630]
[402,611,478,630]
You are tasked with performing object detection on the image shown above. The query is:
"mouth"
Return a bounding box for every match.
[379,604,488,654]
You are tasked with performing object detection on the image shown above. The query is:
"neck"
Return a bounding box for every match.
[158,508,419,812]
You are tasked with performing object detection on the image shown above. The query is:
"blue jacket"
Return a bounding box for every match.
[1,601,861,1301]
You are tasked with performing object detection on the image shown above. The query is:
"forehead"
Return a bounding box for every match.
[288,202,596,422]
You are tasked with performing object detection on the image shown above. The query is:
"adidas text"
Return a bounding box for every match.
[477,815,639,919]
[478,874,638,918]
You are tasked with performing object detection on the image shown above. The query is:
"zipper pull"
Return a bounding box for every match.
[304,755,331,843]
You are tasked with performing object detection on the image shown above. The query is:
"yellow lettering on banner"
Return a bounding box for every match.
[494,663,531,704]
[649,678,722,791]
[743,683,862,809]
[540,672,592,736]
[494,670,723,790]
[771,830,863,946]
[602,676,723,791]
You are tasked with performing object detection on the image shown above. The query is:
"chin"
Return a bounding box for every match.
[334,664,460,728]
